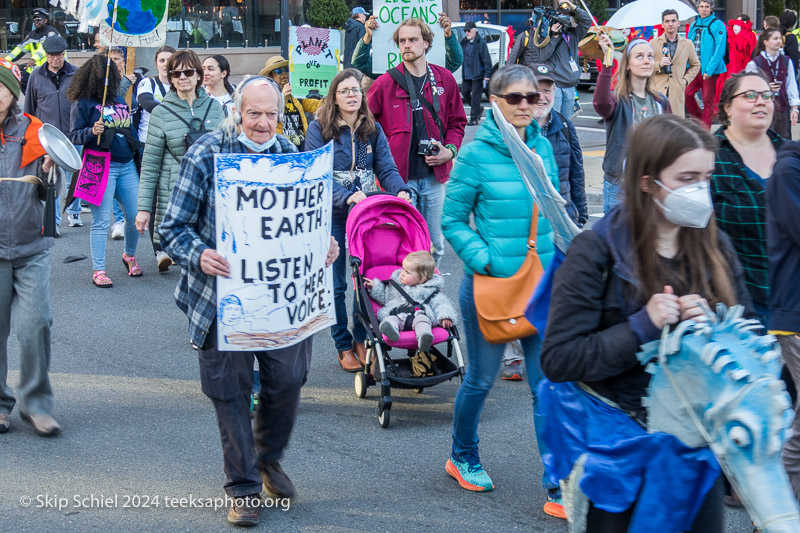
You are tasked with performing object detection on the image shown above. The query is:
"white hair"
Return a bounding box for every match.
[218,75,284,138]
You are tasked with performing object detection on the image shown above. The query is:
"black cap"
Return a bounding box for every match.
[464,21,477,31]
[530,63,555,84]
[43,35,67,54]
[32,8,49,19]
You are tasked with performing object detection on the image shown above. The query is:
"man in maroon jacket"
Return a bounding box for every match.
[366,17,467,267]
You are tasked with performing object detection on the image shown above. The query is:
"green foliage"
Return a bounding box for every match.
[764,0,786,19]
[307,0,350,29]
[168,0,183,19]
[584,0,609,24]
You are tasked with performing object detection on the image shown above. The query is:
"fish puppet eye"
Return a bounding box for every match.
[728,425,752,448]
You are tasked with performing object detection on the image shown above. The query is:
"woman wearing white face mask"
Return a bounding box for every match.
[539,114,755,531]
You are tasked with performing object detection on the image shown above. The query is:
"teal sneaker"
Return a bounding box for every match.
[544,488,566,519]
[446,450,494,492]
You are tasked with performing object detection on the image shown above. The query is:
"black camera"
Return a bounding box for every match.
[418,139,440,156]
[531,4,575,42]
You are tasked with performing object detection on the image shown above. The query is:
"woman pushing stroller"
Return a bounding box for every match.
[366,251,457,353]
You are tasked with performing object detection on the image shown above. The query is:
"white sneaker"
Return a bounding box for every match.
[67,213,83,227]
[156,251,172,273]
[111,220,125,240]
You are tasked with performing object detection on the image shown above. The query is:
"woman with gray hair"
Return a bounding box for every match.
[441,64,565,518]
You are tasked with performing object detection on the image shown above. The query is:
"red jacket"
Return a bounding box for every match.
[727,20,756,75]
[367,63,467,183]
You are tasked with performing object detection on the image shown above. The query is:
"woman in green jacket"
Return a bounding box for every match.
[441,64,564,516]
[135,49,224,272]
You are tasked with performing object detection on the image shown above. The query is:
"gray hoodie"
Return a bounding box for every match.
[369,270,458,325]
[0,113,51,260]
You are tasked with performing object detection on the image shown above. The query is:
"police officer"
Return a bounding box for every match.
[5,8,60,93]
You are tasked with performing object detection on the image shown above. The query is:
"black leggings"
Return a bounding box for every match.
[586,475,724,533]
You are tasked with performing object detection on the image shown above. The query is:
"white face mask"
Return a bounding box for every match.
[237,132,276,152]
[654,180,714,228]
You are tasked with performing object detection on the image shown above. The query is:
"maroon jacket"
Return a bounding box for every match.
[367,63,467,183]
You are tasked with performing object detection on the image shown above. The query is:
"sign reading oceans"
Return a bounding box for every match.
[214,145,336,351]
[372,0,445,73]
[99,0,169,47]
[289,27,341,99]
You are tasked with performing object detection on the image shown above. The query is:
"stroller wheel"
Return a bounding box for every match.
[354,371,368,399]
[378,402,391,428]
[414,387,424,394]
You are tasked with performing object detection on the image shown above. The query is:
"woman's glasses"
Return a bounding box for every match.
[336,87,363,96]
[170,69,197,79]
[272,68,287,75]
[497,91,541,105]
[733,90,774,103]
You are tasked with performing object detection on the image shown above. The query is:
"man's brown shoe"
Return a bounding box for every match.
[337,349,361,372]
[259,461,297,499]
[353,341,368,366]
[0,413,9,433]
[20,412,61,437]
[227,494,261,527]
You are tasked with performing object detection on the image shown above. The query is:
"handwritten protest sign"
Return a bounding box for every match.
[98,0,169,47]
[73,149,110,206]
[289,27,341,99]
[214,144,336,351]
[372,0,445,73]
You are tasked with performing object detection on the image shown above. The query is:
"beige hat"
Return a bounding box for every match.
[259,56,289,77]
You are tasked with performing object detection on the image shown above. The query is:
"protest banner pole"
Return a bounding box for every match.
[98,0,120,143]
[281,0,290,59]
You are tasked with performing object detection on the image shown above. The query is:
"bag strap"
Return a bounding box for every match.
[388,66,446,141]
[527,204,539,246]
[159,103,192,129]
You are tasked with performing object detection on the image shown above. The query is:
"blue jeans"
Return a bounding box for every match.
[551,85,577,119]
[330,214,367,351]
[406,176,445,267]
[0,251,54,417]
[603,180,623,213]
[113,200,125,224]
[452,275,558,490]
[89,160,140,271]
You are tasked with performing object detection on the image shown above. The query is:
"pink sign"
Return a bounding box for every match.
[73,149,110,206]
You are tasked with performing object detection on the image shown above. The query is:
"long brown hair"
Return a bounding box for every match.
[316,68,376,142]
[614,41,660,101]
[622,115,736,305]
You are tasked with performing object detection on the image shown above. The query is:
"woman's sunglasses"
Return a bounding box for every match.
[170,69,197,79]
[272,68,288,75]
[497,91,541,105]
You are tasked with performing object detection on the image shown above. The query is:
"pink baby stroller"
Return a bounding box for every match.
[346,194,465,428]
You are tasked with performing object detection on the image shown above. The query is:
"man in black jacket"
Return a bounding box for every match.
[767,143,800,501]
[344,7,367,69]
[460,21,491,126]
[23,35,82,230]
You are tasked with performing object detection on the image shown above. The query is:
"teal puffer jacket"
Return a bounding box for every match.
[442,109,559,278]
[138,88,224,244]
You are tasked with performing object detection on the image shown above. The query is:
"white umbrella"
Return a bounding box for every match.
[606,0,698,29]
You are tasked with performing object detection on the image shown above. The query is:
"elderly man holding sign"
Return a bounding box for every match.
[365,18,467,267]
[159,77,340,527]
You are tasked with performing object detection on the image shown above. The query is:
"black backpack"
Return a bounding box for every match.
[159,101,215,154]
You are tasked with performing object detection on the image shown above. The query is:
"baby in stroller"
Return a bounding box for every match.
[365,251,457,353]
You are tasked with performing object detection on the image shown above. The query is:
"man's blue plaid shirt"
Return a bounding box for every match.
[158,130,298,347]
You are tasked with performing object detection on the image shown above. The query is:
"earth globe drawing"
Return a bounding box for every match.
[105,0,165,34]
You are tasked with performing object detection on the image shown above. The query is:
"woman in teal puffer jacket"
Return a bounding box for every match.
[442,65,563,516]
[135,50,223,272]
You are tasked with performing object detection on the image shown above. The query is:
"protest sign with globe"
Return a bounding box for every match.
[99,0,169,47]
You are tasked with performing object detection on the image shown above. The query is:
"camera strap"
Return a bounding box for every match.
[389,64,446,140]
